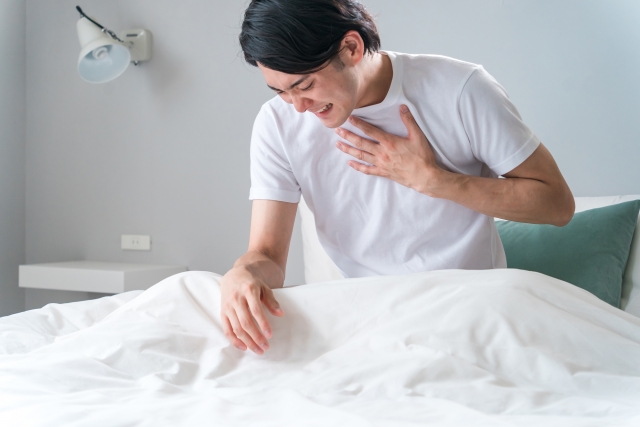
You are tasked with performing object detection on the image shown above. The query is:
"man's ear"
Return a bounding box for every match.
[339,30,365,67]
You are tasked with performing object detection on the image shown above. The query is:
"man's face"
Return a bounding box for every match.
[258,60,359,129]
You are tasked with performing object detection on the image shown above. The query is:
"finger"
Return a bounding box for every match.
[336,141,376,164]
[222,314,247,351]
[399,104,423,139]
[348,161,382,176]
[347,116,390,145]
[247,291,273,339]
[261,286,284,317]
[335,127,380,154]
[236,301,270,353]
[229,307,263,355]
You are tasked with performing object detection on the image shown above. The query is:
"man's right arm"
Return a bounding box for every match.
[219,199,298,355]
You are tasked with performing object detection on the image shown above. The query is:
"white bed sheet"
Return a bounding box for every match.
[1,269,640,426]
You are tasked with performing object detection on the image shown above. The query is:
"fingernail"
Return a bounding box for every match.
[335,128,343,135]
[265,330,272,339]
[238,344,247,351]
[262,342,270,350]
[336,142,343,149]
[400,104,409,113]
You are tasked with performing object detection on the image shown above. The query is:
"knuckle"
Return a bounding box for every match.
[248,303,262,316]
[240,283,254,294]
[249,296,261,308]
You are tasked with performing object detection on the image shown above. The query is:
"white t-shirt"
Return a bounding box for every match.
[249,51,540,278]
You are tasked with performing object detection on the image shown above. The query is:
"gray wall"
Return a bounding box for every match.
[0,0,26,316]
[366,0,640,196]
[24,0,305,309]
[22,0,640,309]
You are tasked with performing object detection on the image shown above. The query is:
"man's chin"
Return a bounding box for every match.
[318,113,350,129]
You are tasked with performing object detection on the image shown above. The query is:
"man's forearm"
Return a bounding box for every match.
[232,251,285,289]
[427,170,574,226]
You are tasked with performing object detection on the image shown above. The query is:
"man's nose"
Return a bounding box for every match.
[291,95,312,113]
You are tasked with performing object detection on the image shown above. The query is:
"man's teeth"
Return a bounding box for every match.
[318,103,332,113]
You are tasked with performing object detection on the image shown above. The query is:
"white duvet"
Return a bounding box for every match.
[1,269,640,426]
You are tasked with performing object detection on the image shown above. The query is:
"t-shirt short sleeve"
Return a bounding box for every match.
[459,66,541,177]
[249,104,301,203]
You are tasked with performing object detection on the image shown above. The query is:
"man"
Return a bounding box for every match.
[220,0,574,355]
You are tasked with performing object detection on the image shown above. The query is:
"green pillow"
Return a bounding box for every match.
[496,200,640,307]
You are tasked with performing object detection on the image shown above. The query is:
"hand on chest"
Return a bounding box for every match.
[332,105,444,196]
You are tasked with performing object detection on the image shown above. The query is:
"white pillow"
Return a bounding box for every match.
[299,196,344,284]
[299,195,640,316]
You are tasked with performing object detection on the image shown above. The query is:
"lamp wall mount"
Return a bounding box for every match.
[120,29,152,66]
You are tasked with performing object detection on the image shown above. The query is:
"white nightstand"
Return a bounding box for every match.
[19,261,187,294]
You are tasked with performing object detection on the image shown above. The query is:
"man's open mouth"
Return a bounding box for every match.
[316,103,333,114]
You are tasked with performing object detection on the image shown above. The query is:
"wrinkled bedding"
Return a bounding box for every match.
[1,269,640,426]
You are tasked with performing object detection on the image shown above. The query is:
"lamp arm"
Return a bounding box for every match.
[75,6,125,43]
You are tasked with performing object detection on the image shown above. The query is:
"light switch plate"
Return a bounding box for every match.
[121,235,151,251]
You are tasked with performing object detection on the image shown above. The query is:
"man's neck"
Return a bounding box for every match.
[355,52,393,109]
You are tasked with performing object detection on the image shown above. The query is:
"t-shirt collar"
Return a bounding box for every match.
[352,50,403,118]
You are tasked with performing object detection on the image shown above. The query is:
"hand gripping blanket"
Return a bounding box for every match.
[1,269,640,426]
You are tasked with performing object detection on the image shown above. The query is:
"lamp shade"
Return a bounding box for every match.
[77,17,130,83]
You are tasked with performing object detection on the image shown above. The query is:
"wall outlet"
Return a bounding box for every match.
[121,235,151,251]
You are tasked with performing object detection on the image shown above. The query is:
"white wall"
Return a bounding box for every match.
[23,0,640,309]
[0,0,26,316]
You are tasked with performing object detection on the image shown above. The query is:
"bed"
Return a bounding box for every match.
[1,197,640,426]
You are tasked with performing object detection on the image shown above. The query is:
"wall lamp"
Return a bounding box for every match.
[76,6,152,83]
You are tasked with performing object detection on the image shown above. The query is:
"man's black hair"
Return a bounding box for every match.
[239,0,381,75]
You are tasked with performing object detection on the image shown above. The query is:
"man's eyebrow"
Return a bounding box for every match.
[267,75,310,92]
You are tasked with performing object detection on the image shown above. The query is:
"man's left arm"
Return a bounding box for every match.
[432,141,575,226]
[335,105,575,226]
